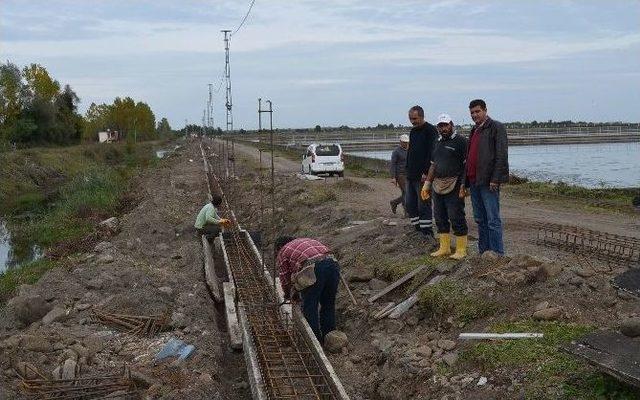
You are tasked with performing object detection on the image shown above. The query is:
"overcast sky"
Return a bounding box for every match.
[2,0,639,129]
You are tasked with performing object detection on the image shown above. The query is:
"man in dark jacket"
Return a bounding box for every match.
[465,99,509,255]
[405,105,439,238]
[389,133,409,214]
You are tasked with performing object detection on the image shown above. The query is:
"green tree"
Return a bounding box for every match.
[0,62,25,131]
[22,64,60,103]
[157,117,171,136]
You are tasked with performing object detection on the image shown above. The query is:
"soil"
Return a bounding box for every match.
[1,138,639,399]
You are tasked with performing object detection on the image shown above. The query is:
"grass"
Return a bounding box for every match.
[299,185,337,206]
[0,259,58,302]
[418,280,498,323]
[506,178,638,211]
[459,320,640,399]
[0,140,164,303]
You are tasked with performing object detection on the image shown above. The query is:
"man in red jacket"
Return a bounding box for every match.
[465,99,509,255]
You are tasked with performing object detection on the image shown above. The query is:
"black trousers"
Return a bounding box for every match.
[432,185,468,236]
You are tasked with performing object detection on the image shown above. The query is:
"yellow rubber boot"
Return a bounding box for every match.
[449,235,468,260]
[430,233,451,257]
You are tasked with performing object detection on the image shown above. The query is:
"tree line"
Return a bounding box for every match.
[0,61,172,149]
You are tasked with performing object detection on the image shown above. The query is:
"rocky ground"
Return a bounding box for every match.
[1,138,639,399]
[0,141,248,399]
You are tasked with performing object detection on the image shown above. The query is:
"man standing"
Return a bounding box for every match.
[275,236,340,342]
[389,133,409,215]
[405,105,439,238]
[194,194,231,236]
[465,99,509,255]
[421,114,468,260]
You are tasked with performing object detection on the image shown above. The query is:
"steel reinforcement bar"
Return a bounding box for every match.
[534,222,640,265]
[199,140,349,400]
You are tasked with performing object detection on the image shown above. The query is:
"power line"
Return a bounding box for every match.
[231,0,256,37]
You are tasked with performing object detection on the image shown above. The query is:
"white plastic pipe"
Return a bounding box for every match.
[458,333,544,340]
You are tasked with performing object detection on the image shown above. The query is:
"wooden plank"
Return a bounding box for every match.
[387,275,445,319]
[291,308,351,400]
[367,264,432,303]
[223,282,243,350]
[238,305,268,400]
[201,235,222,303]
[373,302,396,320]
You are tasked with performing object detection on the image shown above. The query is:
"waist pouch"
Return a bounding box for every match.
[433,177,458,195]
[292,255,335,291]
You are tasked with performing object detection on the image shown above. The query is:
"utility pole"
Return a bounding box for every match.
[202,109,206,137]
[259,98,275,290]
[207,83,213,134]
[221,30,233,133]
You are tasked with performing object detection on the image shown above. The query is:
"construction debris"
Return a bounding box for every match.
[154,338,195,362]
[90,308,169,337]
[563,330,640,389]
[612,268,640,298]
[534,222,640,265]
[18,366,138,399]
[368,264,432,303]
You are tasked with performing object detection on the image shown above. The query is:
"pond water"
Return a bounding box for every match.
[349,142,640,188]
[0,220,43,274]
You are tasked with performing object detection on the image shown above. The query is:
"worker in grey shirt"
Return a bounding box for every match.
[389,134,409,214]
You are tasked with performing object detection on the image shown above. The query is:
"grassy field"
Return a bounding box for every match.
[0,139,170,302]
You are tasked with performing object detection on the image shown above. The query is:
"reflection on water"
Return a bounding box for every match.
[349,142,640,188]
[156,145,181,159]
[0,220,43,274]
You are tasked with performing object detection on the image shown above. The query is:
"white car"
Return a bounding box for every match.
[301,143,345,177]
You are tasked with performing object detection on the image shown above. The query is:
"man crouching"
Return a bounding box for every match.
[275,236,340,342]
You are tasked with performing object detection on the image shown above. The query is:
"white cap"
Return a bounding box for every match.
[399,134,409,142]
[437,113,453,125]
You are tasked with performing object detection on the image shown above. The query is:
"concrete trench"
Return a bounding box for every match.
[199,140,350,400]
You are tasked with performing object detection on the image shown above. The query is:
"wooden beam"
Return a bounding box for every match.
[223,282,243,350]
[367,264,432,303]
[201,235,222,303]
[291,308,351,400]
[238,305,268,400]
[387,275,445,319]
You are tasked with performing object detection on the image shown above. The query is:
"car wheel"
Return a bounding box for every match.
[337,171,344,177]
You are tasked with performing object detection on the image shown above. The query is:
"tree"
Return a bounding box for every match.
[22,64,60,103]
[0,62,25,127]
[157,117,172,136]
[314,125,321,132]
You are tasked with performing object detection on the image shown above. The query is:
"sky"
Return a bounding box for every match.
[1,0,639,129]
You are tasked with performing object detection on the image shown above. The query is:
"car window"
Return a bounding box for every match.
[315,145,340,156]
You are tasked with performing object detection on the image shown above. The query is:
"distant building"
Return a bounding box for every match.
[98,130,120,143]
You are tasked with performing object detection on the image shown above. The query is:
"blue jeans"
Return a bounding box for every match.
[405,179,433,234]
[470,184,504,255]
[300,258,340,342]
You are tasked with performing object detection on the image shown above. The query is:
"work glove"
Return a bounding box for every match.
[219,218,232,228]
[420,182,431,201]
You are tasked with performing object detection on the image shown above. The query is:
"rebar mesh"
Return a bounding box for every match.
[534,222,640,265]
[200,141,338,399]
